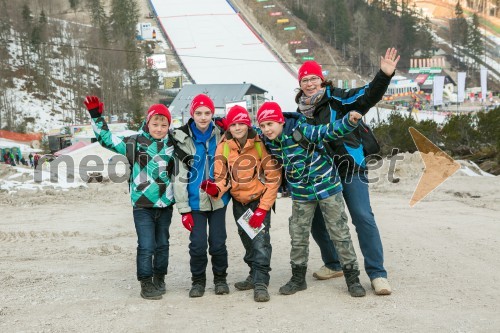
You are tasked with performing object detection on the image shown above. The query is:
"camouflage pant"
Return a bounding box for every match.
[289,193,359,269]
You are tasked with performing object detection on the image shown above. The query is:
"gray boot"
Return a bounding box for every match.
[234,275,254,291]
[343,264,366,297]
[279,265,307,295]
[140,277,163,300]
[214,271,230,295]
[254,283,270,302]
[189,273,206,298]
[153,274,166,295]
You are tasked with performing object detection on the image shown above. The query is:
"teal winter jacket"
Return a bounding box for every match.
[91,117,175,208]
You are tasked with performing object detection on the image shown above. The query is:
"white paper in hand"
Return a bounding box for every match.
[236,208,265,240]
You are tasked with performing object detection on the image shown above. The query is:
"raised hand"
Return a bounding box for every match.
[84,96,104,118]
[349,111,362,125]
[380,48,400,77]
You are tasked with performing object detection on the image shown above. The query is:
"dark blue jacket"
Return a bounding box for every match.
[299,69,392,177]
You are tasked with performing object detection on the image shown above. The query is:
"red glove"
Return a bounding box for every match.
[248,208,267,229]
[84,95,104,118]
[200,180,219,197]
[181,213,194,232]
[214,117,228,131]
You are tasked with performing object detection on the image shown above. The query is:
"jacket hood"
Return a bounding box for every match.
[171,118,220,144]
[281,112,303,137]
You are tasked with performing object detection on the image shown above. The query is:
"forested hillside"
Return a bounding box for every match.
[0,0,157,132]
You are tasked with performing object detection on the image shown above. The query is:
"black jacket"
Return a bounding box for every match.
[299,69,392,178]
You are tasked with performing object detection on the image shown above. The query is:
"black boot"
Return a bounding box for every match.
[254,283,270,302]
[279,265,307,295]
[343,264,366,297]
[234,275,254,291]
[189,273,206,298]
[153,274,166,295]
[140,277,163,300]
[214,271,230,295]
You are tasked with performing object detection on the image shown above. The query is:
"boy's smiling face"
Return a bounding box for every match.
[148,115,170,139]
[259,121,284,141]
[192,106,213,132]
[229,122,248,141]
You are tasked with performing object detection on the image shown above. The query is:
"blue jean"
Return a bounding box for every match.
[310,173,387,280]
[189,206,228,277]
[232,200,272,285]
[133,206,173,280]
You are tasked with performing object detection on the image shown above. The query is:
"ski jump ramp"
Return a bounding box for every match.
[149,0,298,112]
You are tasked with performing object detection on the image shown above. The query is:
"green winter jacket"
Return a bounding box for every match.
[91,117,175,208]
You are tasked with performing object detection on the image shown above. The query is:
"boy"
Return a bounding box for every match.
[170,94,231,298]
[256,101,366,297]
[84,96,175,300]
[201,105,281,302]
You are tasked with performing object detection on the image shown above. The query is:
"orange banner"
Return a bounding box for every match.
[0,130,43,142]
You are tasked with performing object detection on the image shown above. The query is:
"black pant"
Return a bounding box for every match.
[233,200,272,285]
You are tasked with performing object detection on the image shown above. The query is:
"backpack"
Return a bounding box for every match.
[354,119,380,155]
[326,86,380,156]
[222,141,263,160]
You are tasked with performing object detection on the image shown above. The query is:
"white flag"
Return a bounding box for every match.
[351,80,357,88]
[457,72,466,103]
[433,76,445,106]
[480,66,488,102]
[338,79,343,88]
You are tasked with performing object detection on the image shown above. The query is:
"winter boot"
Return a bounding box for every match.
[279,265,307,295]
[140,277,163,300]
[189,273,206,298]
[214,271,230,295]
[343,264,366,297]
[153,274,166,295]
[234,275,254,291]
[254,283,270,302]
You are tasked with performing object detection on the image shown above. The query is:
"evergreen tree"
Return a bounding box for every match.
[21,4,32,24]
[86,0,110,44]
[389,0,398,13]
[416,17,434,58]
[399,3,419,63]
[450,2,468,47]
[0,0,10,41]
[69,0,79,11]
[333,0,351,51]
[110,0,139,40]
[467,13,484,67]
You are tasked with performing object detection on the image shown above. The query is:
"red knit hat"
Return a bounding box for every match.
[226,105,251,127]
[190,94,215,117]
[146,104,171,124]
[298,61,325,83]
[257,102,285,124]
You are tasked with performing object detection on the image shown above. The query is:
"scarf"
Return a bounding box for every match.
[297,89,325,118]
